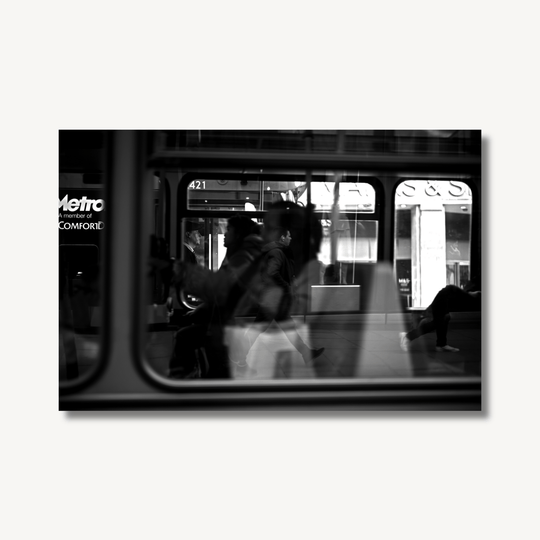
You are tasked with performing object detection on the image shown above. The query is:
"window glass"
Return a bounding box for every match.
[310,178,377,295]
[309,181,375,213]
[186,175,376,213]
[143,172,479,384]
[185,173,379,294]
[187,179,257,211]
[187,177,309,211]
[445,204,472,287]
[394,180,473,307]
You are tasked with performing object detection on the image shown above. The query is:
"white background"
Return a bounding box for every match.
[3,1,539,539]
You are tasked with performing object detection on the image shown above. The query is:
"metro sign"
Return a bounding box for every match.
[59,195,105,212]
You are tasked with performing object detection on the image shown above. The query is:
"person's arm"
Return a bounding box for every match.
[174,257,246,306]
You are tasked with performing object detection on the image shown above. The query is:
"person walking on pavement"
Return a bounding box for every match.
[243,225,324,365]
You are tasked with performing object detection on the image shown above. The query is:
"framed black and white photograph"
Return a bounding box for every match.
[5,2,539,539]
[59,129,482,411]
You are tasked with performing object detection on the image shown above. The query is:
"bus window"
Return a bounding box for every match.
[310,177,378,307]
[186,176,309,212]
[394,180,473,308]
[185,172,379,305]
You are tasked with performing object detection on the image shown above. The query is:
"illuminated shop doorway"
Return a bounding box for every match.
[394,180,473,308]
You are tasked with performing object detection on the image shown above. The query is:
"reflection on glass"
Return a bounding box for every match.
[187,177,309,211]
[187,178,260,211]
[143,173,480,383]
[394,180,473,308]
[445,204,472,288]
[311,179,377,290]
[309,181,375,213]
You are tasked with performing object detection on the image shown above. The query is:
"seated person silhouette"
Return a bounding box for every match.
[400,284,481,353]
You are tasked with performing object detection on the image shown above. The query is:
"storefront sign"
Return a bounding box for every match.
[396,180,471,203]
[58,192,105,230]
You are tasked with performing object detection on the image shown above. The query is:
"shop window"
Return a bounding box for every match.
[394,180,473,308]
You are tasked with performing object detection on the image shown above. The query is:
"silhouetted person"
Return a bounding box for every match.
[400,284,481,352]
[242,222,324,367]
[183,221,203,266]
[168,216,263,378]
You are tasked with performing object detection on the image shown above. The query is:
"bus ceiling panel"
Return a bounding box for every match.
[148,150,481,175]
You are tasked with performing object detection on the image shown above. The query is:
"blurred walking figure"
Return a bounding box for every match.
[168,215,263,378]
[242,224,324,367]
[400,284,481,352]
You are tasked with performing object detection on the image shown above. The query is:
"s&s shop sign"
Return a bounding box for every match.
[58,193,105,230]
